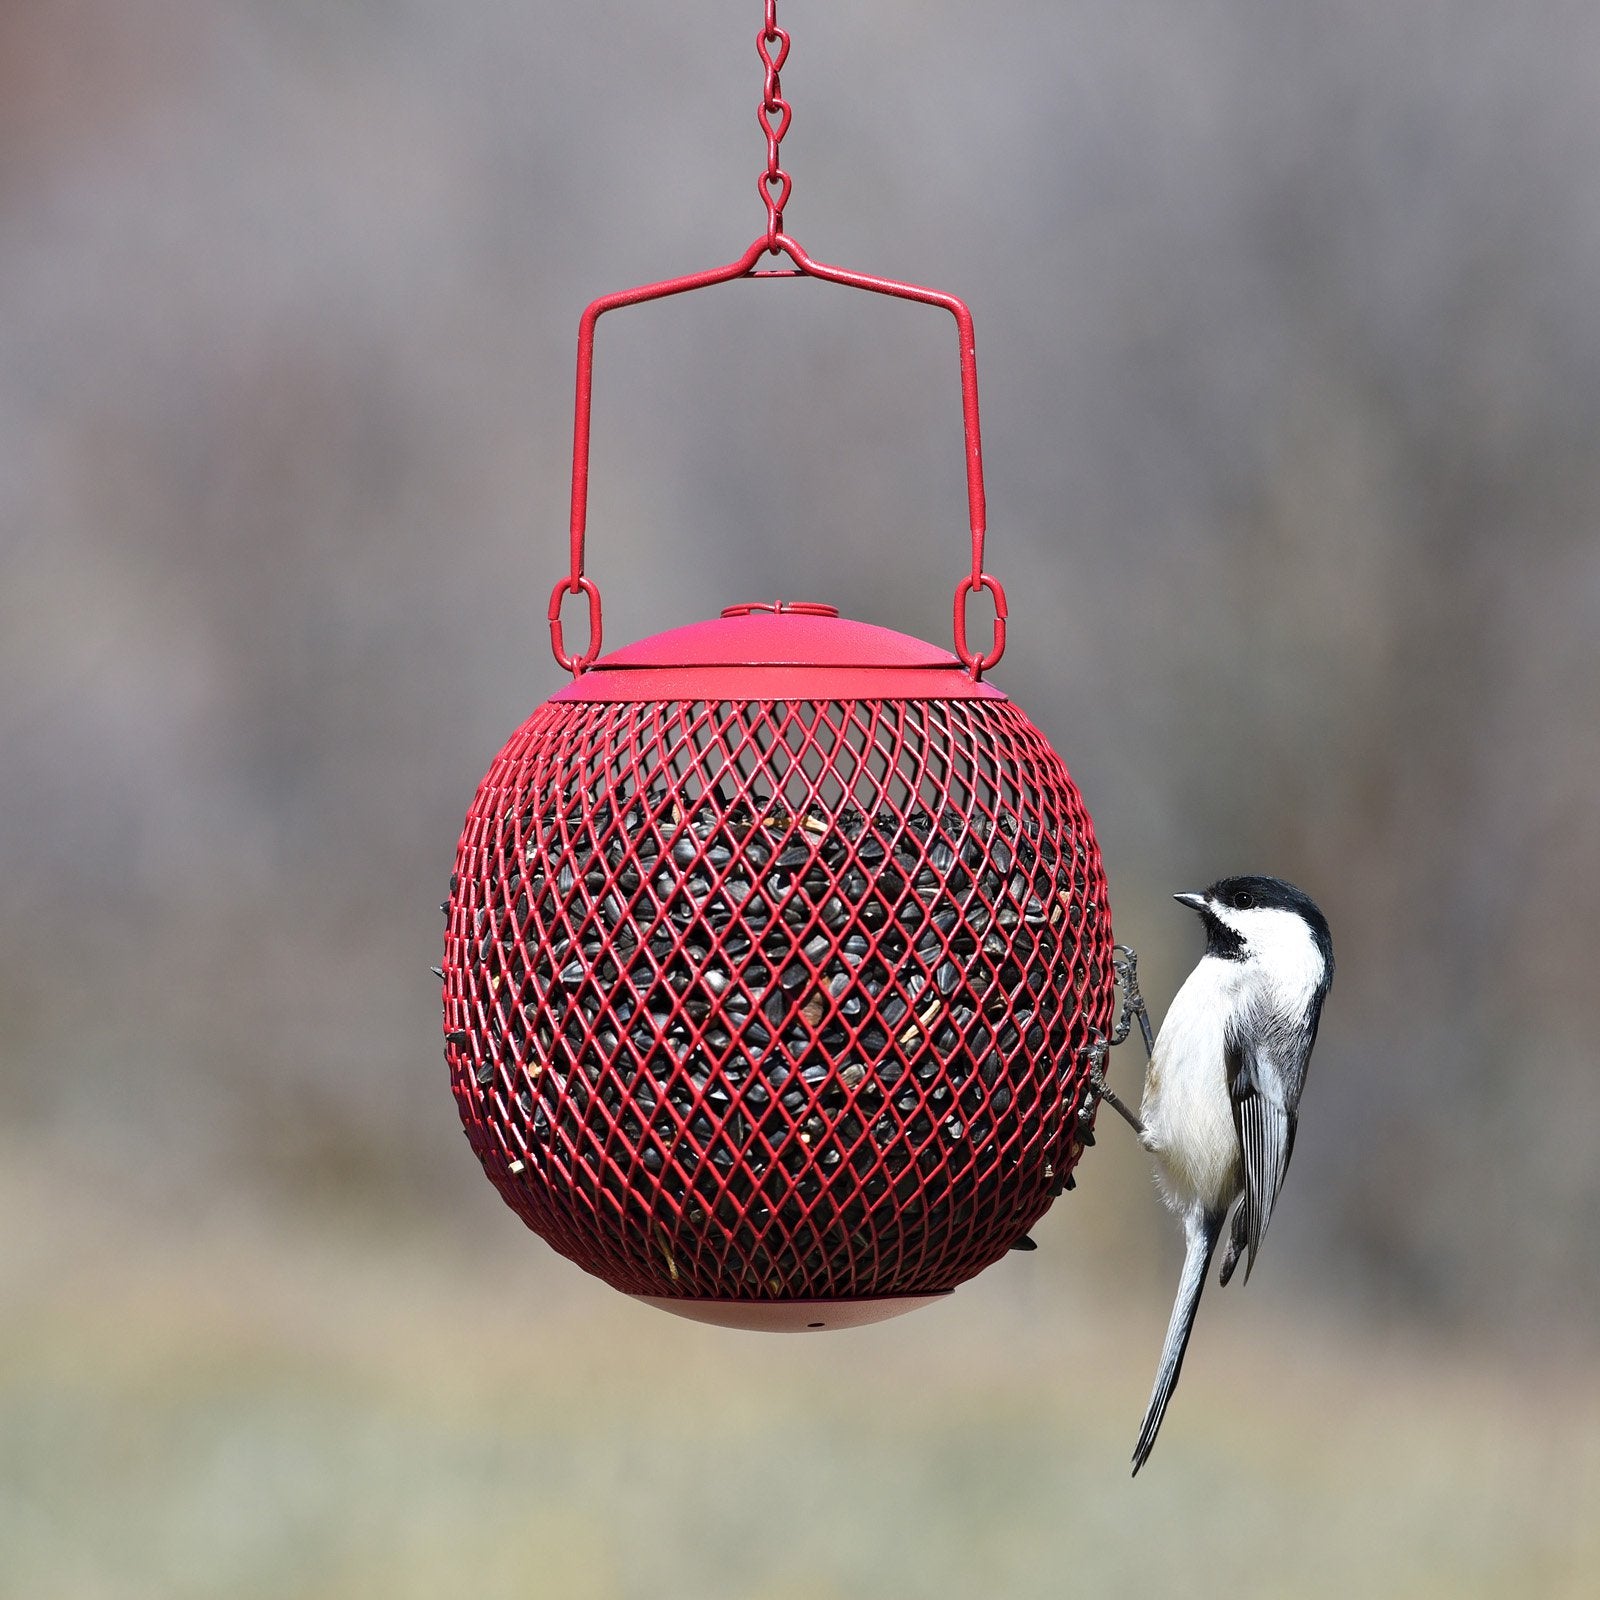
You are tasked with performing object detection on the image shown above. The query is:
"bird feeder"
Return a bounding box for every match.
[443,4,1115,1330]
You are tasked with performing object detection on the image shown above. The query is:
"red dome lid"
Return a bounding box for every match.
[552,602,1007,703]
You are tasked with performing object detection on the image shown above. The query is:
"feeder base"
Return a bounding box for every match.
[632,1293,952,1333]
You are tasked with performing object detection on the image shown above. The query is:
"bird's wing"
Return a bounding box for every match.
[1225,1025,1303,1282]
[1217,1198,1248,1287]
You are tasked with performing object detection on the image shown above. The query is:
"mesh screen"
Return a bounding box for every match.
[445,697,1112,1301]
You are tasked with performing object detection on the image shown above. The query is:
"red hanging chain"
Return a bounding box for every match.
[758,2,794,252]
[550,0,1007,680]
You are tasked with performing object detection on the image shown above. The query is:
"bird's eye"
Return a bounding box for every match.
[1230,889,1256,910]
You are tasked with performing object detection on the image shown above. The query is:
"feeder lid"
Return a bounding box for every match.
[552,601,1008,702]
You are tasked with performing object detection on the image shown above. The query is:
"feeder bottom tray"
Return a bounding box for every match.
[632,1291,952,1332]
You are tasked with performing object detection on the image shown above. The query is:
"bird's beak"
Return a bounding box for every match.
[1173,891,1207,913]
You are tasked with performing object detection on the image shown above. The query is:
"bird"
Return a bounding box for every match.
[1128,875,1333,1475]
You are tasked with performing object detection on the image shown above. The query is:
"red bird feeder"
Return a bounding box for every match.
[444,5,1115,1330]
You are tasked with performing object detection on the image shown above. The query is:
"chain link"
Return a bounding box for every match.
[758,1,793,251]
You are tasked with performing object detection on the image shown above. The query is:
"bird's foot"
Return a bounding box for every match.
[1081,1062,1145,1139]
[1111,943,1156,1059]
[1077,1023,1147,1141]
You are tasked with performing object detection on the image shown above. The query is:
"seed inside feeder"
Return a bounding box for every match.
[441,622,1115,1318]
[452,785,1095,1266]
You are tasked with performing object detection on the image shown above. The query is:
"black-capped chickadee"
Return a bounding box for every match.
[1129,875,1333,1474]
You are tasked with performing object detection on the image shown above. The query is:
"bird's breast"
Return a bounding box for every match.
[1141,958,1243,1213]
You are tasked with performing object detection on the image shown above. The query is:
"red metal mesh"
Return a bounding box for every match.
[444,696,1113,1303]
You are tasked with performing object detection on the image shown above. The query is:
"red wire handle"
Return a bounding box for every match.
[551,231,1004,679]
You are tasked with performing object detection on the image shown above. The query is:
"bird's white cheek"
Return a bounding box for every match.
[1231,906,1325,1015]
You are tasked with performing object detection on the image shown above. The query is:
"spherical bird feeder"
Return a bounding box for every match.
[443,5,1115,1330]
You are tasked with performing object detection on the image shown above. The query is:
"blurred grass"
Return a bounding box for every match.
[3,1144,1595,1600]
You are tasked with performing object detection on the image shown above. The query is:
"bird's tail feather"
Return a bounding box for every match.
[1131,1209,1223,1475]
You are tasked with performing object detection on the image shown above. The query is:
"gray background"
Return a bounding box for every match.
[3,2,1597,1595]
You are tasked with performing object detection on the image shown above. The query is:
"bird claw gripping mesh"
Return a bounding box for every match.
[445,673,1114,1325]
[1077,943,1153,1145]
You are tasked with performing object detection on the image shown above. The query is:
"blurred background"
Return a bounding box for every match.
[3,1,1598,1594]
